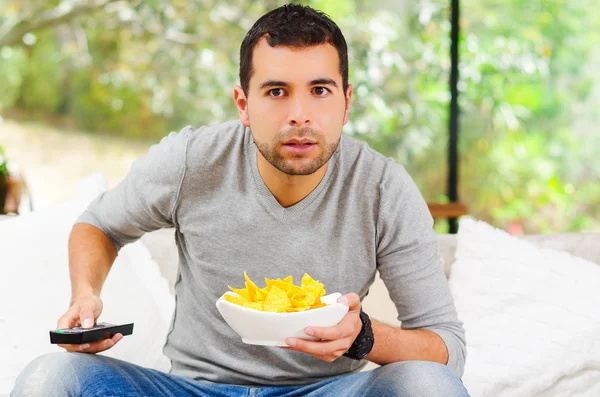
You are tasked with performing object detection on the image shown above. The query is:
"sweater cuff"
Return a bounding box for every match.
[76,210,124,252]
[426,327,466,377]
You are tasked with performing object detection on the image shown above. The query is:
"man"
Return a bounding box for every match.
[13,4,468,396]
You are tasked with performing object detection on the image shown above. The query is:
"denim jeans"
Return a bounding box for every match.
[12,353,469,397]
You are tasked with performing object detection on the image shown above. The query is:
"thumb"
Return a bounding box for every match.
[337,293,361,312]
[79,303,96,329]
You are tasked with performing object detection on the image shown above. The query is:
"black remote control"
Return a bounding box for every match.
[49,322,134,344]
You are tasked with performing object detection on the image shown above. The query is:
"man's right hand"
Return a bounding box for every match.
[56,295,122,353]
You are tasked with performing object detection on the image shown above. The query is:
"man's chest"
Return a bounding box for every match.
[176,197,379,298]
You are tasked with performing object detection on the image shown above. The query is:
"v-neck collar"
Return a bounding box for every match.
[245,127,339,221]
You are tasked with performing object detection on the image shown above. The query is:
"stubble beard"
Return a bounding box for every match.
[254,127,340,176]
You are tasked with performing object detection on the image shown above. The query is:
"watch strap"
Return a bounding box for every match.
[343,310,374,360]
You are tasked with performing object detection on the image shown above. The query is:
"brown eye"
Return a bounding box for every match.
[268,88,285,97]
[313,87,330,96]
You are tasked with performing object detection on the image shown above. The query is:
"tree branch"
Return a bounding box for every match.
[0,0,117,47]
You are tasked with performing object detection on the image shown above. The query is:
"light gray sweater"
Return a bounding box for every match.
[77,120,466,386]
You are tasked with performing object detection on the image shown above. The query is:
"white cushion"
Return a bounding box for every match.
[0,174,174,395]
[449,218,600,397]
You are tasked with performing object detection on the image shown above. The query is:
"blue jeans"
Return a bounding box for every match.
[12,353,469,396]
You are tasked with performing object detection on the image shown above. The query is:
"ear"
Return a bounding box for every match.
[343,84,353,125]
[233,86,250,127]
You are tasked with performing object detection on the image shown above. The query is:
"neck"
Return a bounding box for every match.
[256,148,329,208]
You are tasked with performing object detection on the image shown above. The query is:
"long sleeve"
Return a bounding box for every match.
[376,162,467,377]
[76,126,193,251]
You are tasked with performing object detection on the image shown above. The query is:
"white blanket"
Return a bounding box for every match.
[449,219,600,397]
[0,174,174,395]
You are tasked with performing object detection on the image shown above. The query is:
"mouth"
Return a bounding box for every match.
[281,139,317,154]
[283,138,317,146]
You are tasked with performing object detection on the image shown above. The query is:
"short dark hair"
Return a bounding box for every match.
[239,4,349,97]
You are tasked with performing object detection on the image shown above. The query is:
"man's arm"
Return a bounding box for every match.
[69,128,192,301]
[375,163,466,376]
[68,223,117,303]
[56,127,192,353]
[55,223,122,354]
[366,319,448,365]
[283,294,450,366]
[285,164,466,373]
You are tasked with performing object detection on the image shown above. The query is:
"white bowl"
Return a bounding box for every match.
[216,292,349,346]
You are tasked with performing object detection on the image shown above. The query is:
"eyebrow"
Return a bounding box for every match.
[258,78,338,90]
[310,78,338,88]
[259,80,289,90]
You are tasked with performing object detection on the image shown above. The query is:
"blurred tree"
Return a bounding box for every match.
[0,0,598,232]
[457,0,600,232]
[0,0,114,47]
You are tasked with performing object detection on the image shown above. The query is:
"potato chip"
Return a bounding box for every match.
[290,291,317,307]
[225,294,265,311]
[307,295,326,310]
[224,294,248,306]
[244,271,262,301]
[258,286,269,300]
[285,306,311,312]
[227,285,248,300]
[265,278,292,293]
[225,272,327,312]
[263,285,291,312]
[286,284,303,299]
[301,273,325,298]
[244,301,264,311]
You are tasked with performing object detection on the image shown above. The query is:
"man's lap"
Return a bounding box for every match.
[11,353,469,397]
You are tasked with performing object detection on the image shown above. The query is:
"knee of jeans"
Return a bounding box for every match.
[371,361,469,397]
[12,353,83,397]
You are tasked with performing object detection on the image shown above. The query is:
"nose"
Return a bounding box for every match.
[287,95,311,127]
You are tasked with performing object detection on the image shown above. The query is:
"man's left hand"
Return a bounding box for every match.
[283,292,362,363]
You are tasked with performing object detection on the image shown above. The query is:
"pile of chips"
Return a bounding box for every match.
[224,272,327,313]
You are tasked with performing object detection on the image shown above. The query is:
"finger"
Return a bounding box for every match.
[337,293,361,312]
[285,337,350,358]
[56,314,76,330]
[57,333,122,353]
[79,302,96,329]
[80,339,114,353]
[57,305,80,329]
[112,333,124,344]
[83,333,124,353]
[307,306,362,341]
[58,343,92,352]
[305,322,355,341]
[71,333,123,354]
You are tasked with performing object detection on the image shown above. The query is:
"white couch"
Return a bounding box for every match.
[140,228,600,375]
[141,228,600,321]
[2,175,599,396]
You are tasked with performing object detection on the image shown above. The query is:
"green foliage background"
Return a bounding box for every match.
[0,0,598,232]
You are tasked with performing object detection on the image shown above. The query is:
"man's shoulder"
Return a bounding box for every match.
[185,120,247,146]
[339,134,408,185]
[168,120,247,176]
[160,120,246,149]
[173,120,248,165]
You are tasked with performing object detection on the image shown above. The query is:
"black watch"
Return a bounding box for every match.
[343,310,374,360]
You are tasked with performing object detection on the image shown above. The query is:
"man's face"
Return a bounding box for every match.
[235,38,352,176]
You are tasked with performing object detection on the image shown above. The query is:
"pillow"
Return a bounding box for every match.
[140,228,180,295]
[448,219,600,397]
[0,174,174,395]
